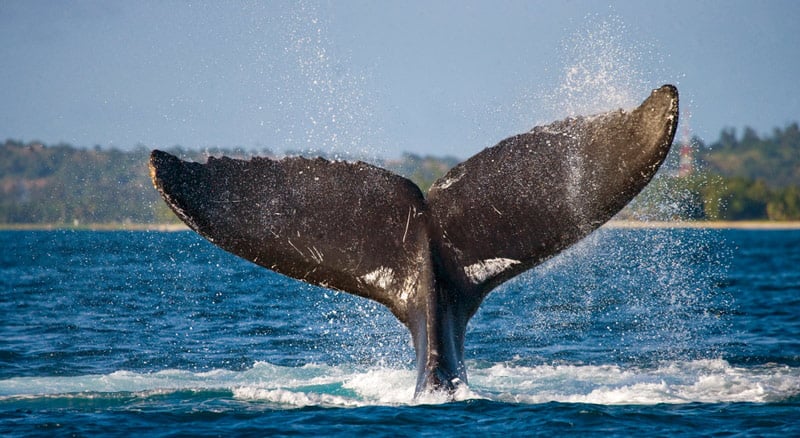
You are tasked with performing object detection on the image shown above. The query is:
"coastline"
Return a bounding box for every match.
[605,220,800,230]
[2,221,800,231]
[0,223,189,231]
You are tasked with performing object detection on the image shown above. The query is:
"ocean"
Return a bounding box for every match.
[1,228,798,436]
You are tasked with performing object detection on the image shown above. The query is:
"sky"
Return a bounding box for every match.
[1,0,799,158]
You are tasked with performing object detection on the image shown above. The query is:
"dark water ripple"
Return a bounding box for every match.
[2,401,799,437]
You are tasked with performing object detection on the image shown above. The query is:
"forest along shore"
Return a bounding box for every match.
[0,223,189,231]
[605,220,800,230]
[3,124,800,226]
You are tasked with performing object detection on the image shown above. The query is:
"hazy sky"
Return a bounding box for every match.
[2,0,799,158]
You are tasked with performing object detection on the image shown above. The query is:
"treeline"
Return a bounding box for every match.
[1,122,798,225]
[0,141,458,225]
[627,123,800,221]
[1,143,173,224]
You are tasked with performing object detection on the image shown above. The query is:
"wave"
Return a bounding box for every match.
[2,359,799,409]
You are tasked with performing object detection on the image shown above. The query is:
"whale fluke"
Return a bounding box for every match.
[149,85,678,397]
[149,151,430,324]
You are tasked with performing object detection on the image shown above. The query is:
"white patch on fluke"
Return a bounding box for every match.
[432,168,465,191]
[463,258,521,284]
[399,271,418,304]
[361,267,395,289]
[433,176,459,190]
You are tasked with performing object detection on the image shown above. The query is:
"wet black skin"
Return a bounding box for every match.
[149,85,678,397]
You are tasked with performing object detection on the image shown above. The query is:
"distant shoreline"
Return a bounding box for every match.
[0,223,189,231]
[605,220,800,230]
[2,221,800,231]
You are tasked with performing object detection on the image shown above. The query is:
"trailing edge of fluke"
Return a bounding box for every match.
[149,84,679,398]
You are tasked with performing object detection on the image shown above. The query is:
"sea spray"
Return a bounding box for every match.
[311,288,411,369]
[277,1,381,160]
[483,228,732,365]
[544,15,661,119]
[466,16,731,373]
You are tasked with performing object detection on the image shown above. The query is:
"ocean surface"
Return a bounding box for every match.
[1,228,798,436]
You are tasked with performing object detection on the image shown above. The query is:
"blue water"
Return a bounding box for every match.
[1,228,799,436]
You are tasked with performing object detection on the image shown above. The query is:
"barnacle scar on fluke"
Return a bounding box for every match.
[149,85,679,398]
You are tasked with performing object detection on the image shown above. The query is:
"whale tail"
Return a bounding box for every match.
[149,85,679,396]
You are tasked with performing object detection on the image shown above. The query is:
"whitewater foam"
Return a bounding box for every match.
[2,360,798,408]
[471,359,800,405]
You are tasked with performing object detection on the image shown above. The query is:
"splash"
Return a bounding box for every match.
[472,359,800,405]
[521,21,730,353]
[495,14,668,135]
[545,15,657,118]
[2,360,797,408]
[313,288,412,369]
[277,2,380,159]
[487,227,732,367]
